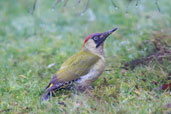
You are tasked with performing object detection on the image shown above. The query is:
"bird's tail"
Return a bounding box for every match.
[41,83,60,101]
[41,90,50,101]
[41,83,54,101]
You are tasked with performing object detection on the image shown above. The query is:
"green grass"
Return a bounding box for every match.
[0,0,171,113]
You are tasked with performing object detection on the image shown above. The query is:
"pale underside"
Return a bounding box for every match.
[47,50,105,88]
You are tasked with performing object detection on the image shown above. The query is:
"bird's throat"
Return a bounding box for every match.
[84,47,104,59]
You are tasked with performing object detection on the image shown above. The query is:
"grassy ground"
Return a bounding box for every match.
[0,0,171,113]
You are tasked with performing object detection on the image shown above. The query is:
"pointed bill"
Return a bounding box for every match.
[96,27,118,48]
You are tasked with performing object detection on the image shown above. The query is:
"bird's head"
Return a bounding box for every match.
[82,27,118,55]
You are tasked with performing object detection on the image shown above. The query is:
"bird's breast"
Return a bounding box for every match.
[76,57,105,87]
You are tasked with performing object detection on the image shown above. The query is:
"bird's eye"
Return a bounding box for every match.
[93,36,98,41]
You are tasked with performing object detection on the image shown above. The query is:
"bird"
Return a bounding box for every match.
[41,27,118,101]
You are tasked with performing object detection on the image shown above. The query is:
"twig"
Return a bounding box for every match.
[110,0,118,9]
[52,0,62,9]
[125,0,131,14]
[63,0,69,7]
[105,69,113,71]
[30,0,37,14]
[122,50,171,70]
[81,0,90,14]
[155,0,160,12]
[136,0,140,6]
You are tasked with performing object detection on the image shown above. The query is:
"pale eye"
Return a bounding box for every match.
[93,36,98,41]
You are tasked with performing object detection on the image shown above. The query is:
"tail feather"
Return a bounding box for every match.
[41,83,63,101]
[41,75,77,101]
[44,83,51,90]
[41,90,50,101]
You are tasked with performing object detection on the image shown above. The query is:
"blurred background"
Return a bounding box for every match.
[0,0,171,113]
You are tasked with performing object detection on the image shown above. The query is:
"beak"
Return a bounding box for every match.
[103,27,118,38]
[96,27,118,48]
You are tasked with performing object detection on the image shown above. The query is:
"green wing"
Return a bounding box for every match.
[56,50,100,82]
[41,50,100,101]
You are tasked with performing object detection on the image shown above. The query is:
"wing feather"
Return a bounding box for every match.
[41,50,100,101]
[56,50,100,82]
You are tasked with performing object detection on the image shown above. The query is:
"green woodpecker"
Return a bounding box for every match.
[41,27,118,101]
